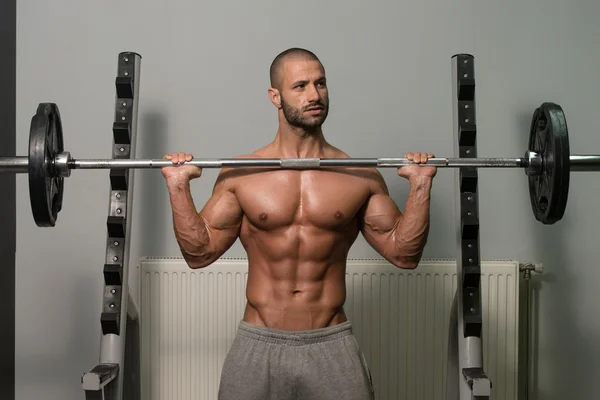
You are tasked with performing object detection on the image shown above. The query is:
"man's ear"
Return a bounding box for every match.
[268,87,282,109]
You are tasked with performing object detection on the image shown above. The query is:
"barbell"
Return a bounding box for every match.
[1,101,599,227]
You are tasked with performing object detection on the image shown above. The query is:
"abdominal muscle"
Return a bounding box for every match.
[240,223,357,331]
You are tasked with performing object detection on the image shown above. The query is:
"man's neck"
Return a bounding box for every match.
[273,124,327,158]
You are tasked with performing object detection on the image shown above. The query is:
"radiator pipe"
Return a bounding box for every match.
[525,273,531,399]
[520,262,543,400]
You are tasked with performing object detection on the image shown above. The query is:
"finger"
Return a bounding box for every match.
[413,152,421,163]
[178,152,186,164]
[185,154,193,162]
[405,153,413,161]
[421,153,428,163]
[163,153,172,160]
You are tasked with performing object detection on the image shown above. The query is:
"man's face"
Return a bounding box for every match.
[277,59,329,131]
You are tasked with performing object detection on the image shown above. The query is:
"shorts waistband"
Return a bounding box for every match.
[237,320,353,345]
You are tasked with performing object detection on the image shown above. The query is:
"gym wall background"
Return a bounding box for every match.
[9,1,600,400]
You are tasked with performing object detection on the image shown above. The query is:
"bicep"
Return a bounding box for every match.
[198,174,244,249]
[360,192,402,239]
[199,190,243,230]
[359,172,403,248]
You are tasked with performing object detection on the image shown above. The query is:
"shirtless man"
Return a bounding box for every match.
[161,48,436,400]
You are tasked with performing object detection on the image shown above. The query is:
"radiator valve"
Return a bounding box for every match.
[519,262,543,279]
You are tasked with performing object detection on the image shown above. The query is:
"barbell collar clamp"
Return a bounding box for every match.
[524,151,542,176]
[55,151,71,178]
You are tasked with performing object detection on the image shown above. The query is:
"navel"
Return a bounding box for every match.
[259,212,268,221]
[335,211,344,219]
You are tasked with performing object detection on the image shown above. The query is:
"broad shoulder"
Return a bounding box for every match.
[324,144,351,158]
[325,146,389,195]
[212,150,270,190]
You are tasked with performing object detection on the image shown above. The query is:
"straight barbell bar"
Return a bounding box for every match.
[3,154,600,171]
[0,101,597,227]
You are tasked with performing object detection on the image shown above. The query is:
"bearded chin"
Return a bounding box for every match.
[281,97,327,132]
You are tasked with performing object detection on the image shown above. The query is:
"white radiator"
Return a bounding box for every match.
[138,257,520,400]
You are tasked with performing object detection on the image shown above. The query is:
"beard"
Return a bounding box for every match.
[281,95,329,132]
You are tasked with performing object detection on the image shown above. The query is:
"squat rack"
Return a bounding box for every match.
[80,51,142,400]
[82,52,504,400]
[77,52,493,400]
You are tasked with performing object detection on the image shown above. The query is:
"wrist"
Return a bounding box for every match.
[166,177,190,192]
[409,175,433,187]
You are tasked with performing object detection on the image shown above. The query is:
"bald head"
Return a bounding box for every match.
[269,48,324,90]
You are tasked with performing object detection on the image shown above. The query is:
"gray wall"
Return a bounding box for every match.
[0,0,15,398]
[14,1,600,399]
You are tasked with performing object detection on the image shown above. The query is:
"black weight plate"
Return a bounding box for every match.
[28,103,64,227]
[528,102,570,224]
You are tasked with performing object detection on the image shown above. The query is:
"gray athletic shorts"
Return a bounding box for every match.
[218,320,375,400]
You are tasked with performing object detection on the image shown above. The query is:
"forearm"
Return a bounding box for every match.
[167,181,213,265]
[394,176,432,266]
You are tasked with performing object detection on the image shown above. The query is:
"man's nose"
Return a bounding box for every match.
[306,84,320,102]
